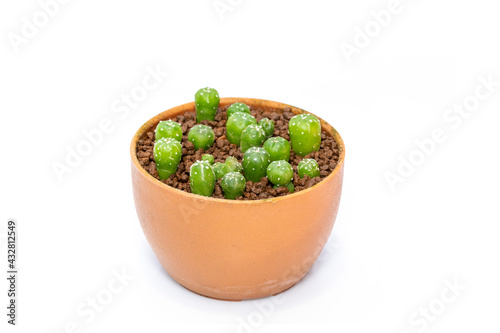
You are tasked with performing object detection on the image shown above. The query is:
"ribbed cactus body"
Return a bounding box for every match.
[226,112,257,145]
[242,147,271,182]
[220,172,246,199]
[188,125,215,150]
[258,118,275,139]
[202,154,214,165]
[297,158,320,178]
[240,124,266,153]
[153,138,182,180]
[263,137,291,162]
[227,103,250,118]
[266,160,293,186]
[155,120,182,142]
[288,114,321,157]
[195,87,220,122]
[189,161,215,197]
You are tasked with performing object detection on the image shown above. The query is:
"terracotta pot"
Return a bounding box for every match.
[131,98,345,301]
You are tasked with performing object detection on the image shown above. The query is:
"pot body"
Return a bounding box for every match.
[131,98,345,300]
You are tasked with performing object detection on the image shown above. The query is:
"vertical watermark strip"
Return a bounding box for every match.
[6,220,18,325]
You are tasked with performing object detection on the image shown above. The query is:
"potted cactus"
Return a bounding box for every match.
[131,92,345,301]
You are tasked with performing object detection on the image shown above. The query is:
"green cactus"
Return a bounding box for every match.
[263,137,291,162]
[155,120,183,142]
[266,160,294,186]
[189,161,215,197]
[273,182,295,193]
[213,162,229,180]
[258,118,275,138]
[226,112,257,145]
[242,147,271,182]
[213,156,242,180]
[225,156,243,173]
[220,172,246,199]
[188,124,215,150]
[297,158,320,178]
[227,103,251,119]
[288,113,321,157]
[195,87,220,122]
[240,124,266,153]
[153,138,182,180]
[202,154,214,165]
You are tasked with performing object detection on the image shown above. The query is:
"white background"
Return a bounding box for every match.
[1,0,499,332]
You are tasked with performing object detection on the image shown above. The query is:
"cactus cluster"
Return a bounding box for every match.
[195,87,220,122]
[188,124,214,150]
[153,138,182,180]
[288,114,321,157]
[152,87,327,199]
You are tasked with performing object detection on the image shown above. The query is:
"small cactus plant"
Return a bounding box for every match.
[213,156,242,180]
[153,138,182,180]
[227,102,251,119]
[220,172,246,199]
[240,124,266,153]
[155,120,182,142]
[225,156,243,173]
[263,137,291,162]
[297,158,320,178]
[242,147,271,182]
[266,160,293,186]
[188,124,215,150]
[213,162,229,180]
[258,118,275,139]
[189,161,215,197]
[195,87,220,122]
[226,112,257,145]
[288,113,321,157]
[202,154,214,165]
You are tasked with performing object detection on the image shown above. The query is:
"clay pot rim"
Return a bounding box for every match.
[130,97,345,204]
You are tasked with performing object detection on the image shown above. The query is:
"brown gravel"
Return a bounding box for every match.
[135,105,341,200]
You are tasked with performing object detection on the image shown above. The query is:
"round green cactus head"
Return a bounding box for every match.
[194,87,220,122]
[155,120,182,142]
[226,112,257,145]
[220,172,246,200]
[242,147,271,182]
[263,136,291,162]
[288,113,322,157]
[153,138,182,180]
[297,158,320,178]
[240,124,266,153]
[266,160,294,186]
[188,124,215,150]
[227,103,250,119]
[258,118,275,138]
[189,160,215,197]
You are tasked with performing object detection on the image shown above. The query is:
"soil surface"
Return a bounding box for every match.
[136,105,341,200]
